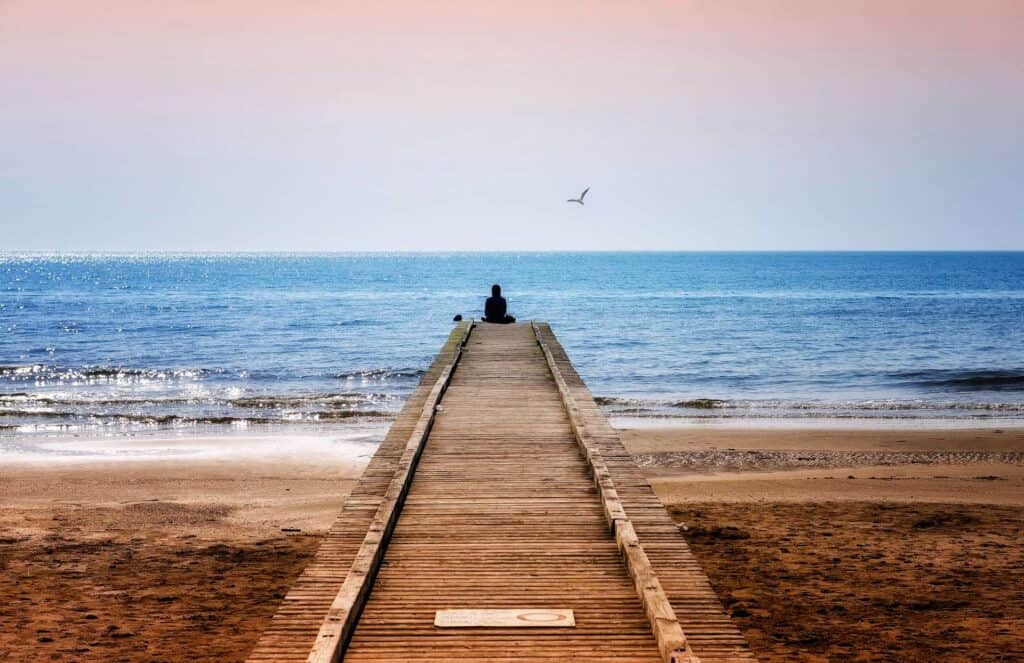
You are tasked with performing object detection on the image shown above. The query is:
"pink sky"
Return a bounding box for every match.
[2,1,1022,250]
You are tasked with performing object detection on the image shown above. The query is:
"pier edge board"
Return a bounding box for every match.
[244,322,473,663]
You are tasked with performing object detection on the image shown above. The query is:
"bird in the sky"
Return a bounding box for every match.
[567,187,589,205]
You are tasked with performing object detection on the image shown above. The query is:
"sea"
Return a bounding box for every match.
[2,252,1024,443]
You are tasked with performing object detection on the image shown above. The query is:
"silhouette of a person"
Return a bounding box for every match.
[483,284,516,324]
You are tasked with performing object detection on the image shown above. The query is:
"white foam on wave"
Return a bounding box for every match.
[610,415,1024,431]
[0,424,387,466]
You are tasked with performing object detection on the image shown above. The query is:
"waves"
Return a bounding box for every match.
[598,397,726,409]
[0,359,431,435]
[227,393,391,408]
[6,369,1024,435]
[5,363,1024,435]
[0,365,212,380]
[0,391,397,432]
[0,364,425,386]
[596,395,1024,420]
[0,387,403,435]
[592,366,1024,420]
[4,253,1024,435]
[889,369,1024,391]
[333,368,425,380]
[0,409,393,425]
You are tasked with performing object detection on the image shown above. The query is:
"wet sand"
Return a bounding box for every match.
[621,427,1024,505]
[1,427,1022,661]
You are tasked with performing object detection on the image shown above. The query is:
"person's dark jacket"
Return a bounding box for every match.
[484,295,507,322]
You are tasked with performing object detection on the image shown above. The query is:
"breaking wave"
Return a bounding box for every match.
[333,368,425,380]
[889,369,1024,391]
[0,389,400,435]
[596,395,1024,419]
[0,359,427,435]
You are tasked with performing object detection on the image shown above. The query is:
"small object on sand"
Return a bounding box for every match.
[677,523,688,532]
[453,314,463,322]
[280,527,302,533]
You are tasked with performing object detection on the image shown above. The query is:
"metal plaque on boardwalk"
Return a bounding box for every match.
[434,609,576,628]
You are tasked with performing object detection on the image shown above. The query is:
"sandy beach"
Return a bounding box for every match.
[624,426,1024,662]
[0,434,369,662]
[2,426,1022,661]
[623,427,1024,505]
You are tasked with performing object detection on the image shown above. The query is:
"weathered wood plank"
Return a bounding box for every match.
[533,322,699,663]
[247,322,755,663]
[245,323,473,663]
[305,322,474,663]
[533,322,756,662]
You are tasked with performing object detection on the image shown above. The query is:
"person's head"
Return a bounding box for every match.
[491,284,501,297]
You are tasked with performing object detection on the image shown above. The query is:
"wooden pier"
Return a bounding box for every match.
[246,323,755,663]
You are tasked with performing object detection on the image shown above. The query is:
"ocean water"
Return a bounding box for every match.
[2,252,1023,439]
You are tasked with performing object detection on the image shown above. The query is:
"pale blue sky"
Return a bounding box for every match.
[1,1,1022,251]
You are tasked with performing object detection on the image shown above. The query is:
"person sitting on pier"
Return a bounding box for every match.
[483,284,516,324]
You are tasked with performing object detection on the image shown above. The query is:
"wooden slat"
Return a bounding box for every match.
[246,322,756,663]
[533,322,697,663]
[533,322,756,663]
[306,322,474,663]
[245,323,473,662]
[340,324,664,663]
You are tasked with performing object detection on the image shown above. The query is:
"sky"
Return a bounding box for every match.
[1,1,1022,251]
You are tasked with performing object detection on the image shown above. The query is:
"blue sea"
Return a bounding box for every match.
[2,252,1023,439]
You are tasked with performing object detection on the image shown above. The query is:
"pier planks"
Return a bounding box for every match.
[246,322,755,663]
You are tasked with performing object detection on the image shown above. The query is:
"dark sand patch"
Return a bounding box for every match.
[0,453,359,662]
[121,500,234,525]
[635,449,1024,474]
[0,503,319,662]
[671,502,1024,662]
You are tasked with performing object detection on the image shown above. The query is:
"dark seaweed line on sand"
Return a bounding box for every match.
[633,450,1024,472]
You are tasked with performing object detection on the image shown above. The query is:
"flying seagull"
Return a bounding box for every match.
[567,187,589,205]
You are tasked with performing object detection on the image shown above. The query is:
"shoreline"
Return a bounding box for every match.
[5,426,1022,508]
[4,419,1022,449]
[0,427,387,466]
[612,415,1024,430]
[4,416,1024,461]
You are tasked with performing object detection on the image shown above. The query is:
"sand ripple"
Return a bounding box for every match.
[634,449,1024,473]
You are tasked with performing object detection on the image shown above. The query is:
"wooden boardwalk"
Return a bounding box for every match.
[247,323,755,663]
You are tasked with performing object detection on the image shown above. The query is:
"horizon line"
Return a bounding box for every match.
[3,249,1024,256]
